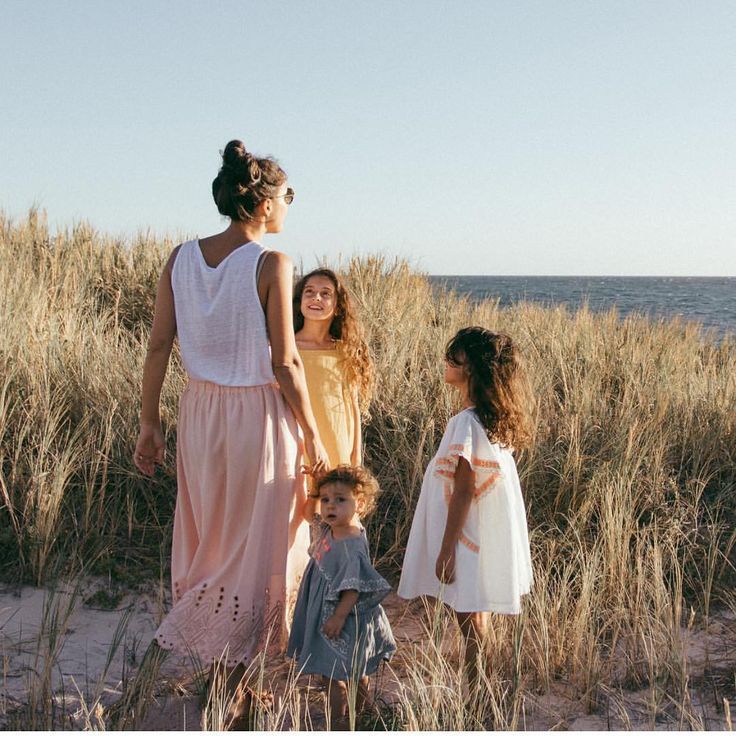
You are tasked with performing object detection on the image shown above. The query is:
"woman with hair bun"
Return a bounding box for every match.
[133,139,329,720]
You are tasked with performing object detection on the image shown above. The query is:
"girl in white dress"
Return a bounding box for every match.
[397,326,534,687]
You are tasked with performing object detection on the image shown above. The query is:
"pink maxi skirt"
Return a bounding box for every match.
[155,380,310,666]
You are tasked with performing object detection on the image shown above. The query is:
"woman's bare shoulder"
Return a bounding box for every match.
[164,242,186,274]
[260,249,293,279]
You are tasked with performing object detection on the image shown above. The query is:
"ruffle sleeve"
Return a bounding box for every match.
[433,410,504,498]
[322,541,391,612]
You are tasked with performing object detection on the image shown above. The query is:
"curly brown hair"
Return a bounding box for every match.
[445,327,535,450]
[293,268,374,415]
[211,140,287,222]
[315,464,380,516]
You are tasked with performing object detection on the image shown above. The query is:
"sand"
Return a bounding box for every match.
[1,579,733,730]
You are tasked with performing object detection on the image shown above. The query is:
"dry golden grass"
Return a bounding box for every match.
[1,208,735,729]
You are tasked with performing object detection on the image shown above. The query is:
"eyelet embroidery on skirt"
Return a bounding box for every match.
[156,581,284,666]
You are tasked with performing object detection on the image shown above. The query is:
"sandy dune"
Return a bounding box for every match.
[1,580,733,730]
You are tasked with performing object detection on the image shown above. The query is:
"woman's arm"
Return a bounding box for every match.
[260,251,329,474]
[133,249,178,476]
[350,388,362,466]
[435,456,475,583]
[322,589,360,638]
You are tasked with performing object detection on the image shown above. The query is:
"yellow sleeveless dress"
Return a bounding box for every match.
[300,348,357,468]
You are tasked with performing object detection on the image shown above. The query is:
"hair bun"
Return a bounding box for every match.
[247,156,261,184]
[212,139,287,221]
[222,139,247,167]
[220,140,263,184]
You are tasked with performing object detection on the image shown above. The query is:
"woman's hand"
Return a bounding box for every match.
[322,613,347,639]
[303,434,330,476]
[133,423,165,476]
[435,545,456,584]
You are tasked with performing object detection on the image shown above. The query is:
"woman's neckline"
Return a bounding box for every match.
[296,338,338,352]
[196,238,258,270]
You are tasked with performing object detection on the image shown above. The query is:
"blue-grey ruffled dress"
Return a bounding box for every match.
[287,518,396,681]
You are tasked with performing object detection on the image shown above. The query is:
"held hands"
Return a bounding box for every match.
[133,424,165,476]
[435,545,457,584]
[322,612,347,639]
[302,434,330,478]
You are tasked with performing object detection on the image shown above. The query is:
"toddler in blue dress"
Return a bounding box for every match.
[287,465,395,729]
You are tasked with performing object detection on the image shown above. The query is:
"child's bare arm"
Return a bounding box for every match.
[302,493,319,523]
[322,589,359,639]
[436,456,475,583]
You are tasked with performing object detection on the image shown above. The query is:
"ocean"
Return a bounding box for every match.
[428,276,736,338]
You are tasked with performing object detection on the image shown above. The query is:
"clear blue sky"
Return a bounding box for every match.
[2,0,735,275]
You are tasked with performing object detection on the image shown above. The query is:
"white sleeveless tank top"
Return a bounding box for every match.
[171,239,275,386]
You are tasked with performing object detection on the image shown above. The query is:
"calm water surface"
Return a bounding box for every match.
[429,276,736,337]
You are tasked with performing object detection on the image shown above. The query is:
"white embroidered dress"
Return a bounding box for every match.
[397,408,533,614]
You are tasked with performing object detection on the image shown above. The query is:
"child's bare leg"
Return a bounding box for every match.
[208,661,248,699]
[455,611,488,692]
[227,663,247,695]
[207,662,253,729]
[327,677,349,729]
[356,675,371,713]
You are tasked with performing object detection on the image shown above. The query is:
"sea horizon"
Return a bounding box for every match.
[433,274,736,279]
[428,275,736,337]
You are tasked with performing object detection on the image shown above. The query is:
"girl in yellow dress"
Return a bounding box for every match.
[293,268,373,468]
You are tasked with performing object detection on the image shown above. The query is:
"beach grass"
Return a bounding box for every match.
[1,208,735,729]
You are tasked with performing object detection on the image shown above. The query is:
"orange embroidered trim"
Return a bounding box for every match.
[462,536,479,553]
[472,457,501,469]
[475,470,502,498]
[437,451,502,500]
[436,453,501,476]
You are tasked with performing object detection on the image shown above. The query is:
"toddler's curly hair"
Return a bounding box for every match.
[315,465,380,516]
